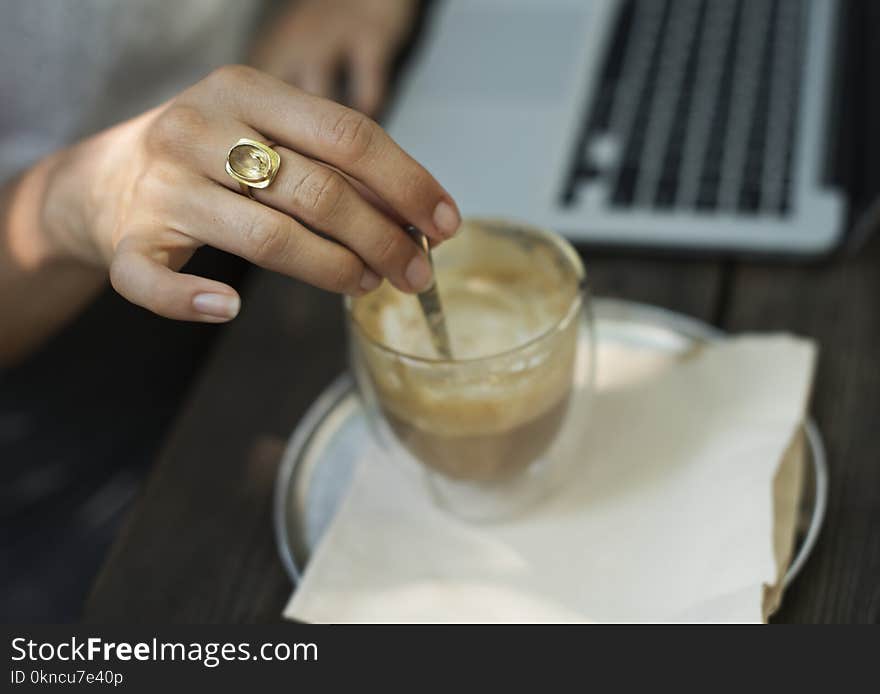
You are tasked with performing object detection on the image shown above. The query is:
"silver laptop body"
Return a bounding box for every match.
[387,0,844,255]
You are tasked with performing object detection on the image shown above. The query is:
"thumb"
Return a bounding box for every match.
[110,238,241,322]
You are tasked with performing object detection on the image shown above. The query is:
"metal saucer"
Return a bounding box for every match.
[274,298,828,587]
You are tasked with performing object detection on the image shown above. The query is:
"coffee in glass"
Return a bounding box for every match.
[347,218,593,519]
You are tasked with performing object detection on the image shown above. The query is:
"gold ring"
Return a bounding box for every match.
[225,138,281,198]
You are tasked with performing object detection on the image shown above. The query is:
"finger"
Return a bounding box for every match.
[250,46,290,81]
[171,179,381,296]
[330,170,444,249]
[300,54,338,99]
[194,124,432,292]
[252,151,431,292]
[336,170,411,227]
[208,65,461,241]
[110,238,241,322]
[348,40,390,115]
[265,60,302,87]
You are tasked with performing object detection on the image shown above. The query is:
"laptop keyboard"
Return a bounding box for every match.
[562,0,806,216]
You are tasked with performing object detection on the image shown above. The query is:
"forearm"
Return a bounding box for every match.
[0,153,106,367]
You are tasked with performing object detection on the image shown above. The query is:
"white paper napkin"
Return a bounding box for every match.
[285,332,816,623]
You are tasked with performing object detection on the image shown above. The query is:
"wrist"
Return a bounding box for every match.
[39,143,105,267]
[3,150,88,270]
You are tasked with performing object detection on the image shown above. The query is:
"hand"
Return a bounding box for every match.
[42,65,460,322]
[251,0,417,115]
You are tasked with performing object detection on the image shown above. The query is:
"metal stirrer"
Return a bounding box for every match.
[405,226,453,359]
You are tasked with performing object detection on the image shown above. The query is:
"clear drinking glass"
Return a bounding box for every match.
[346,218,594,521]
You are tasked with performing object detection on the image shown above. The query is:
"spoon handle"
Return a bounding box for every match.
[405,226,453,359]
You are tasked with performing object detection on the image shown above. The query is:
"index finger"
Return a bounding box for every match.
[207,65,461,240]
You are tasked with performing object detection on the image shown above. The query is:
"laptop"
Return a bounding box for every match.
[386,0,848,256]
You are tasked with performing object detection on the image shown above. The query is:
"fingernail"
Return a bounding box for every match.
[360,268,381,292]
[405,254,433,292]
[433,200,461,237]
[193,292,240,320]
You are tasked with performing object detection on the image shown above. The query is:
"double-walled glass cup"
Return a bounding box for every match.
[347,219,594,521]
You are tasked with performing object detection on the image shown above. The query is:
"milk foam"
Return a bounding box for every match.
[348,219,585,481]
[365,272,567,360]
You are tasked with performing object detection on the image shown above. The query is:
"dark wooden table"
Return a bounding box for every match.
[84,0,880,623]
[83,230,880,623]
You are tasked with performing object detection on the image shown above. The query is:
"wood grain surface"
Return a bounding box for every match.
[84,0,880,623]
[83,239,879,623]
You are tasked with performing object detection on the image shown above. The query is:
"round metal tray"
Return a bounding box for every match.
[274,298,828,587]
